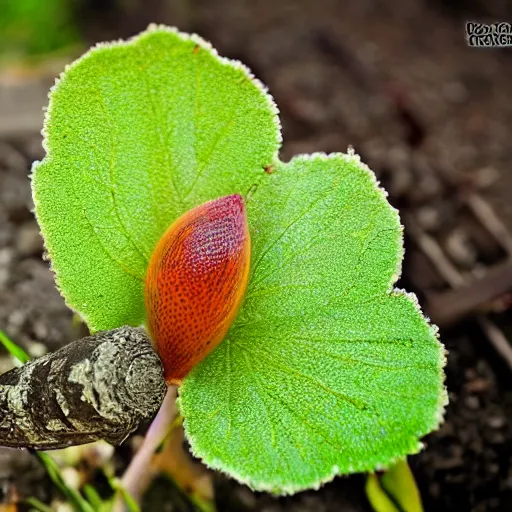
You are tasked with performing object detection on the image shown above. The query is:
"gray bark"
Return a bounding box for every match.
[0,326,166,450]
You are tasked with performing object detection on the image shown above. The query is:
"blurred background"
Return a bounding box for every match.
[1,0,512,511]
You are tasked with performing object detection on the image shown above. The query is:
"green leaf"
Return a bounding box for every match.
[32,25,281,331]
[32,26,446,495]
[179,154,447,493]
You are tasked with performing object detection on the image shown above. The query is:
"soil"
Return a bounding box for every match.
[1,0,512,511]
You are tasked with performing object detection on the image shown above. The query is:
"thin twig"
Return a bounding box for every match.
[427,262,512,326]
[477,316,512,370]
[406,213,512,371]
[405,214,465,287]
[464,193,512,258]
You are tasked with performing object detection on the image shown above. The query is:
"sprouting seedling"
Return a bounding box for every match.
[145,194,251,385]
[366,458,424,512]
[29,25,447,495]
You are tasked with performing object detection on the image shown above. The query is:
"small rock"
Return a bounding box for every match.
[0,248,13,268]
[16,222,43,257]
[434,447,464,470]
[444,228,477,269]
[61,467,81,490]
[416,206,441,232]
[27,340,47,358]
[0,268,8,289]
[8,309,25,329]
[53,502,74,512]
[32,319,49,341]
[443,81,468,103]
[487,463,500,474]
[464,395,480,410]
[83,441,115,468]
[486,415,506,430]
[465,378,493,394]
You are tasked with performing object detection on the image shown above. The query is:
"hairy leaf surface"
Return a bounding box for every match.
[179,154,446,492]
[33,26,280,330]
[33,26,446,494]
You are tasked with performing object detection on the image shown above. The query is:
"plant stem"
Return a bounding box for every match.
[114,386,178,511]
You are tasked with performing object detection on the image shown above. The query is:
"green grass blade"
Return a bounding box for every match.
[36,452,95,512]
[0,329,31,364]
[109,477,141,512]
[83,484,104,509]
[24,497,55,512]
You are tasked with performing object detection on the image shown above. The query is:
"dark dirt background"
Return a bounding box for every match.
[1,0,512,511]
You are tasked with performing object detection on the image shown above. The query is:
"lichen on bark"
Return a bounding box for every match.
[0,326,166,450]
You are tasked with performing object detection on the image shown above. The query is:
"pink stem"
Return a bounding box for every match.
[114,386,177,510]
